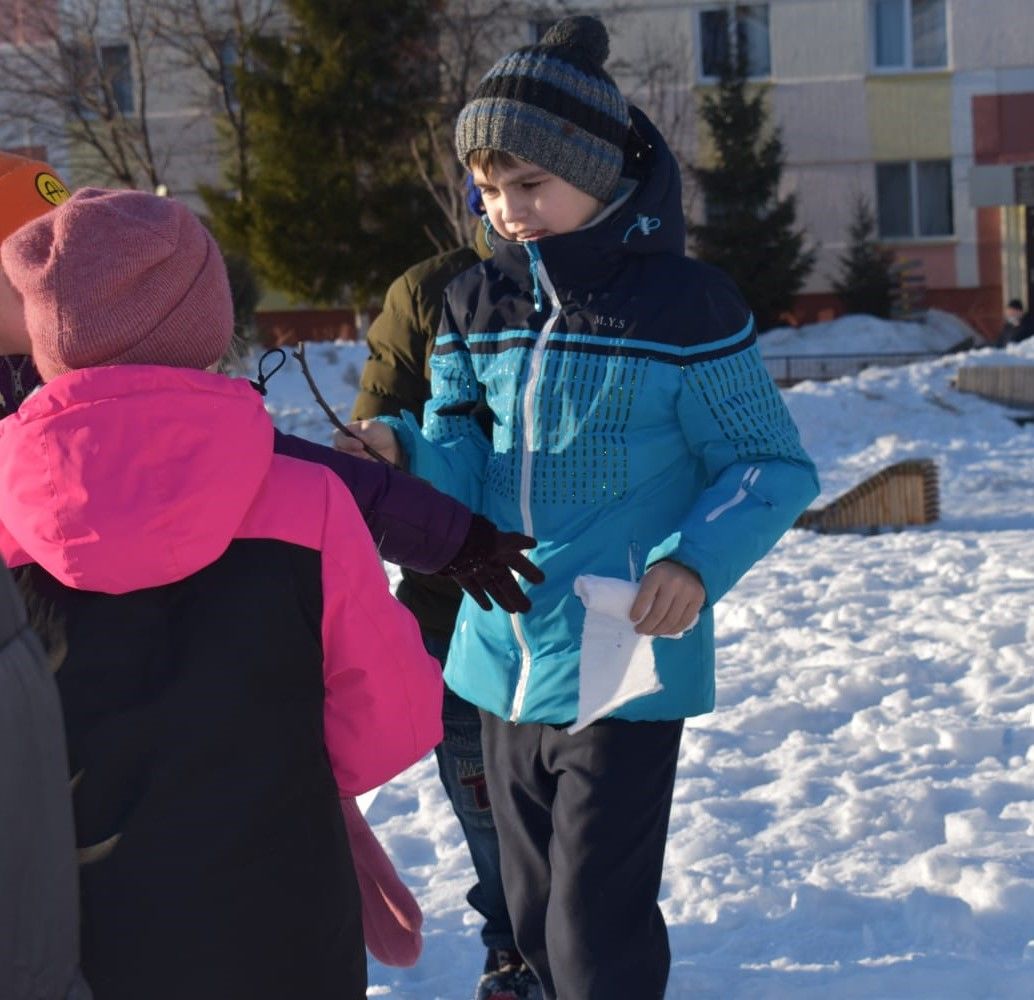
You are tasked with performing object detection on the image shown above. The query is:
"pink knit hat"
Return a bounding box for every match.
[0,187,233,381]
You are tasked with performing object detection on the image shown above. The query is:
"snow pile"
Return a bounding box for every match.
[759,308,977,357]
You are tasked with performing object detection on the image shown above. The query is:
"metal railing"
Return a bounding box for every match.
[762,351,947,385]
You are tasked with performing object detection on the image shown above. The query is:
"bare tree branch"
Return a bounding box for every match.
[151,0,283,203]
[0,0,175,188]
[411,0,546,250]
[608,10,701,218]
[0,0,279,196]
[292,343,398,467]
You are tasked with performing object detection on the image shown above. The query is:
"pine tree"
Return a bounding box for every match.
[832,195,897,319]
[206,0,445,305]
[688,50,815,332]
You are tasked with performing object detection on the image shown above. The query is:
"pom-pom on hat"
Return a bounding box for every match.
[455,15,630,202]
[0,151,71,245]
[0,188,233,382]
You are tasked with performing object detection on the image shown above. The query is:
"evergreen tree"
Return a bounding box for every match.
[832,194,897,319]
[688,50,815,332]
[206,0,445,305]
[223,253,263,343]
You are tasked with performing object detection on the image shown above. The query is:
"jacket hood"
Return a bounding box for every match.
[0,366,273,593]
[486,106,685,291]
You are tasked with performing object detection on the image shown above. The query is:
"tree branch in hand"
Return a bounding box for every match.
[292,342,398,467]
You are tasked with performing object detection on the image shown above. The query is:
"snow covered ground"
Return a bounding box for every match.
[258,323,1034,999]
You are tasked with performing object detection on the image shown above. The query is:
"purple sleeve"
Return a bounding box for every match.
[272,429,470,573]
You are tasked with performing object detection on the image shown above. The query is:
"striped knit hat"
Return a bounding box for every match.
[455,16,629,203]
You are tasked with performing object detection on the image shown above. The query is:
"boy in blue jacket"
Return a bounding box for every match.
[340,16,819,999]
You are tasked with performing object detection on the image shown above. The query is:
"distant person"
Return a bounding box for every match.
[1000,298,1033,345]
[346,176,542,1000]
[0,186,446,1000]
[337,15,819,1000]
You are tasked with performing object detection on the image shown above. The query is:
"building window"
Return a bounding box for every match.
[101,44,133,114]
[872,0,947,70]
[876,160,953,238]
[70,41,133,118]
[699,4,770,79]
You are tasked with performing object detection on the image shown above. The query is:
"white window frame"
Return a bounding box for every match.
[696,3,771,82]
[875,159,955,241]
[870,0,948,73]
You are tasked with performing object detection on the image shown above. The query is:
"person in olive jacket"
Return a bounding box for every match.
[349,200,540,999]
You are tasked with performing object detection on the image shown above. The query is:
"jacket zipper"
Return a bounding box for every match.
[510,243,561,723]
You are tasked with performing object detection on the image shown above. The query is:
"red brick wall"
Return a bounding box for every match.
[255,310,360,347]
[973,92,1034,165]
[923,286,1002,343]
[792,288,1000,342]
[0,0,59,43]
[967,91,1034,330]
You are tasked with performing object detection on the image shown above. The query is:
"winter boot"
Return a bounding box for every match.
[474,947,543,1000]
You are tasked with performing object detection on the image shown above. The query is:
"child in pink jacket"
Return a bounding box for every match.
[0,187,441,1000]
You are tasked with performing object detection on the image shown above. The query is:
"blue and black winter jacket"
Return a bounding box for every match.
[388,108,820,725]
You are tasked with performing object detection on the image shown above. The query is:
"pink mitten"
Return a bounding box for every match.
[340,797,423,967]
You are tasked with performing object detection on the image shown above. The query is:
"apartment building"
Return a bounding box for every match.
[2,1,1031,338]
[0,0,254,208]
[602,0,1034,337]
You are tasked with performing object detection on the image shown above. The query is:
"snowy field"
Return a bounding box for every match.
[257,320,1034,999]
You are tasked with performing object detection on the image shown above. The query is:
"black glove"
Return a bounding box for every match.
[440,514,545,614]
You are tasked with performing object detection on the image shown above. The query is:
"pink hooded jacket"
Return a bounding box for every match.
[0,364,443,796]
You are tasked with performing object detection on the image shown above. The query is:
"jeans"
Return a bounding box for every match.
[423,631,516,953]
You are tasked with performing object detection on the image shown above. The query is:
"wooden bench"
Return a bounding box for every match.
[953,365,1034,409]
[795,459,939,534]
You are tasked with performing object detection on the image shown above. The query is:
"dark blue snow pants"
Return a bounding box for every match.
[479,712,683,1000]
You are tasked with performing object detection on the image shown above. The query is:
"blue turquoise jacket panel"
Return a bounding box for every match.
[388,108,819,724]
